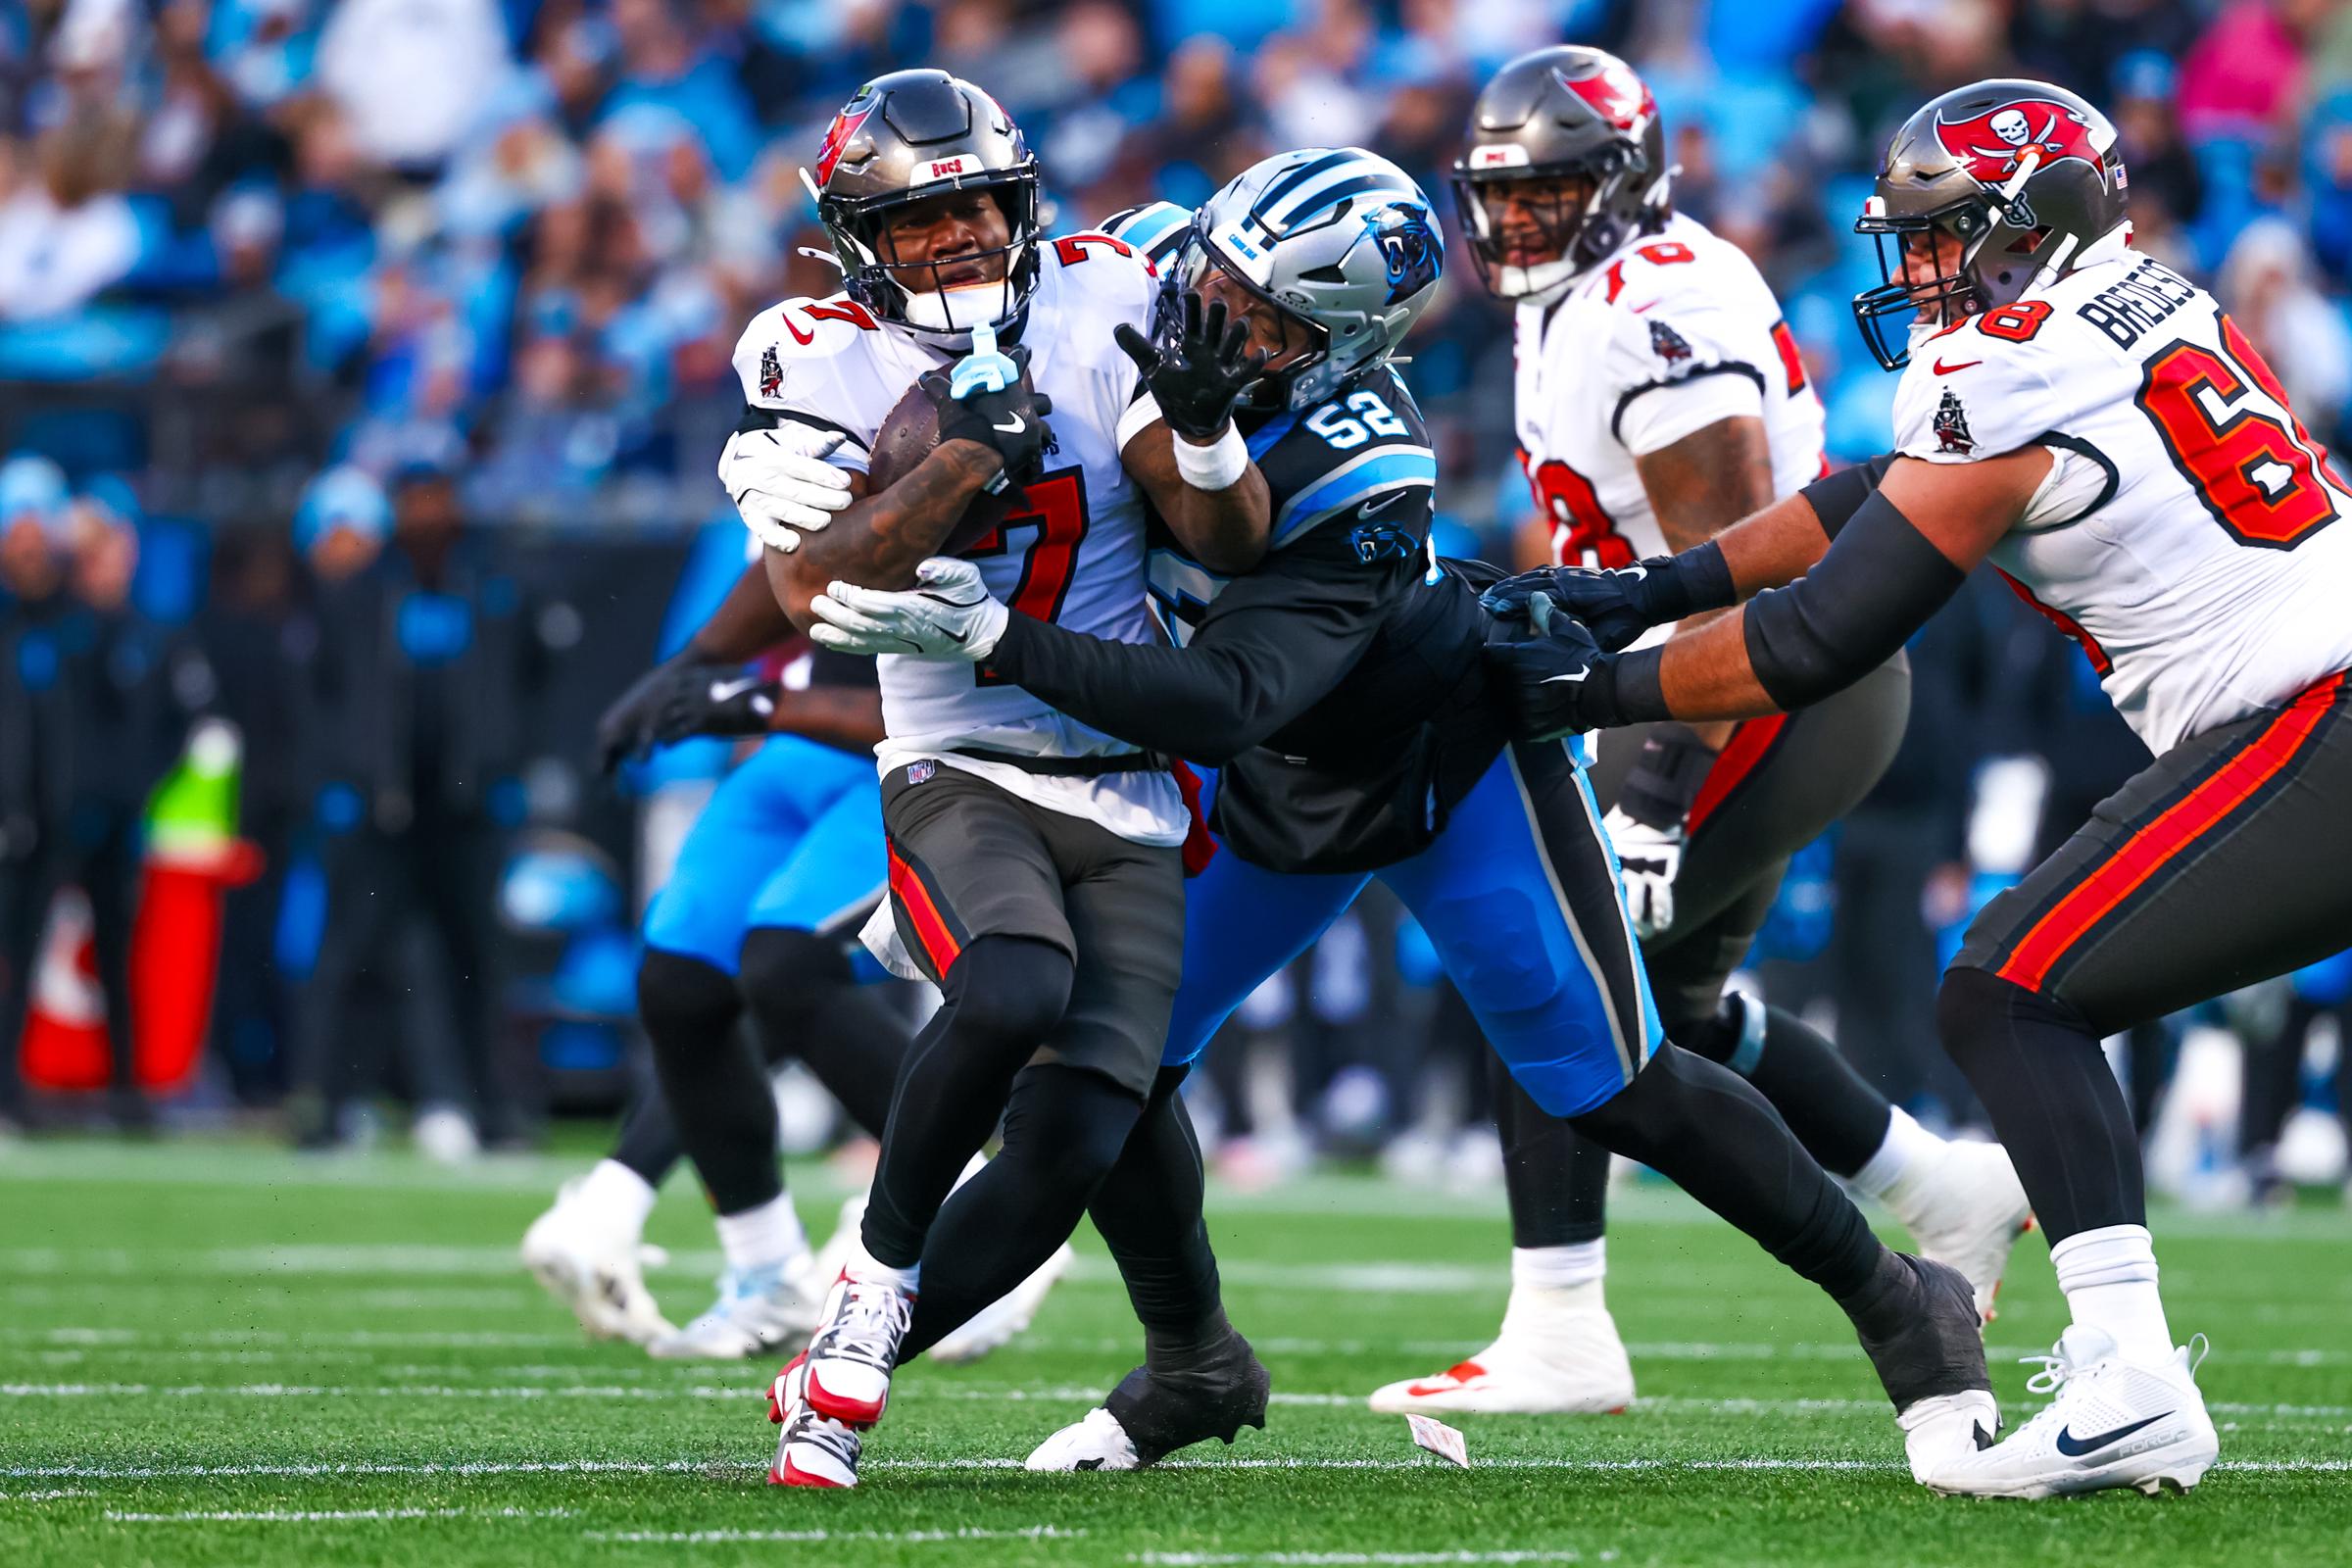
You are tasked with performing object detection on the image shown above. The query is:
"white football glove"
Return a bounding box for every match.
[1603,805,1686,941]
[719,425,854,554]
[808,557,1009,661]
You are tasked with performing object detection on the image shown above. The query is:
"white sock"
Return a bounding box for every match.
[1851,1106,1948,1209]
[573,1159,658,1241]
[2051,1224,2174,1364]
[713,1194,808,1277]
[846,1233,920,1294]
[1499,1242,1606,1342]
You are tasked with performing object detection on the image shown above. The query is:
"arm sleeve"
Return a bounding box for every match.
[985,526,1414,763]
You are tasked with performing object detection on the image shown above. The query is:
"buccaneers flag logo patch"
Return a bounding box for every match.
[1556,61,1655,136]
[1648,319,1692,366]
[1934,98,2105,184]
[1934,388,1975,455]
[814,100,876,187]
[759,344,783,399]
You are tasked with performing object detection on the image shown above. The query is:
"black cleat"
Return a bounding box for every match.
[1026,1329,1271,1471]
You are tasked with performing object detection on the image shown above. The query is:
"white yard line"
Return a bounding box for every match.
[584,1526,1086,1544]
[106,1506,574,1523]
[1135,1554,1596,1566]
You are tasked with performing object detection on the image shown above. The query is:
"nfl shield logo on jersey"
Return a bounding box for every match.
[906,760,936,785]
[1934,388,1975,454]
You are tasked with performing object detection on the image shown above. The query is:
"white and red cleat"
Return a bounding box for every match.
[1367,1285,1635,1417]
[1892,1140,2036,1325]
[767,1352,863,1489]
[801,1269,914,1428]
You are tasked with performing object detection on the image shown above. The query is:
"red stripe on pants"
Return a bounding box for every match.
[1995,672,2345,992]
[887,844,962,977]
[1685,714,1789,838]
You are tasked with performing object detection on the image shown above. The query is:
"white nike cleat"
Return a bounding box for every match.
[645,1255,826,1360]
[1893,1140,2035,1323]
[519,1181,674,1346]
[767,1352,862,1489]
[1026,1405,1143,1472]
[930,1242,1074,1363]
[1925,1326,2217,1498]
[1366,1314,1634,1415]
[801,1269,915,1427]
[1898,1389,2002,1483]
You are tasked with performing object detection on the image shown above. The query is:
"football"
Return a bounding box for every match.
[863,376,1019,572]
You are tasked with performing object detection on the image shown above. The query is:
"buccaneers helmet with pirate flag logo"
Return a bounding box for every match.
[1852,77,2129,369]
[1451,45,1670,305]
[805,69,1042,346]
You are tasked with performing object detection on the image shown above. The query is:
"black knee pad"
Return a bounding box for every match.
[1937,964,2083,1071]
[942,935,1074,1049]
[738,926,854,1031]
[635,949,739,1040]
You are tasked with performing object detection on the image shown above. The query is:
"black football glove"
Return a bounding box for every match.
[1479,541,1736,652]
[922,343,1054,493]
[1113,282,1269,441]
[1484,595,1643,741]
[595,655,778,773]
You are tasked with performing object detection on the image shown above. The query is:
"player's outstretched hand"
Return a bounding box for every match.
[809,558,1010,662]
[1483,594,1622,741]
[924,335,1054,491]
[721,427,854,555]
[595,656,779,773]
[1114,282,1268,441]
[1479,561,1674,652]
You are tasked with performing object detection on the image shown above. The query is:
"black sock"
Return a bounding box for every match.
[1938,964,2145,1246]
[1679,994,1893,1179]
[738,925,908,1138]
[901,1063,1141,1359]
[860,935,1073,1270]
[1487,1052,1611,1250]
[638,948,780,1215]
[1568,1044,1883,1301]
[608,1050,683,1187]
[1088,1065,1231,1356]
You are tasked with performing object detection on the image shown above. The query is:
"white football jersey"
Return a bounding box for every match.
[729,231,1185,846]
[1514,214,1827,586]
[1892,238,2352,754]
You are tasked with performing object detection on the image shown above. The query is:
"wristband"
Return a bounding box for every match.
[1645,541,1737,621]
[1172,421,1248,492]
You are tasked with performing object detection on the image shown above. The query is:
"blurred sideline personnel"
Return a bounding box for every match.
[527,626,1069,1366]
[807,153,1995,1487]
[1487,77,2352,1497]
[0,458,193,1131]
[288,460,545,1152]
[737,69,1278,1489]
[1373,46,2031,1417]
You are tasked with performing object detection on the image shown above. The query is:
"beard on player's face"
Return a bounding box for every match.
[1476,174,1595,270]
[878,189,1014,290]
[1898,227,1970,320]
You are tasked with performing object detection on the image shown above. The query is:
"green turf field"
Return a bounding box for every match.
[1,1138,2346,1567]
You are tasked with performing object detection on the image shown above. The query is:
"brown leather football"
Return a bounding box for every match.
[863,379,1016,574]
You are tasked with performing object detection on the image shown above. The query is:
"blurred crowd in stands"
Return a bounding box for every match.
[1,0,2348,1202]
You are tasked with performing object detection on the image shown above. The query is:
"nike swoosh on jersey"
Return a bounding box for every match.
[1932,358,1984,373]
[2053,1411,2173,1457]
[1358,492,1408,516]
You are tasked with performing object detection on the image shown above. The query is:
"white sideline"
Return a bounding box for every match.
[585,1527,1086,1544]
[1135,1554,1594,1566]
[107,1507,574,1523]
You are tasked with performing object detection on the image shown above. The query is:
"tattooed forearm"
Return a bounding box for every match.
[766,439,1003,628]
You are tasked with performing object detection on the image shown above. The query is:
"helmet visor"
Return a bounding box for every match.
[1168,230,1327,397]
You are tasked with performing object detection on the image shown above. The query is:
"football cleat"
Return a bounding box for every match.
[801,1269,915,1428]
[929,1242,1074,1363]
[1367,1298,1634,1415]
[646,1255,828,1360]
[767,1352,863,1489]
[1025,1405,1144,1472]
[1030,1332,1271,1470]
[1893,1139,2035,1323]
[1925,1326,2217,1498]
[519,1181,675,1346]
[1846,1252,1996,1460]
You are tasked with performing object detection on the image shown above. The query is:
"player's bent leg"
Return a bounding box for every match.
[737,925,902,1138]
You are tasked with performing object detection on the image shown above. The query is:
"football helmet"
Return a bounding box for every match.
[1853,78,2129,368]
[807,70,1042,347]
[1451,46,1670,306]
[1166,146,1444,412]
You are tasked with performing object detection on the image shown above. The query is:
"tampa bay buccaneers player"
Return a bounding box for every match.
[1380,45,2031,1417]
[1492,75,2352,1497]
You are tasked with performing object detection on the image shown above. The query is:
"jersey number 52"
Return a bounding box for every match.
[2139,318,2346,550]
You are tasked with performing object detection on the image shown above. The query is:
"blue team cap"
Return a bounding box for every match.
[296,465,392,554]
